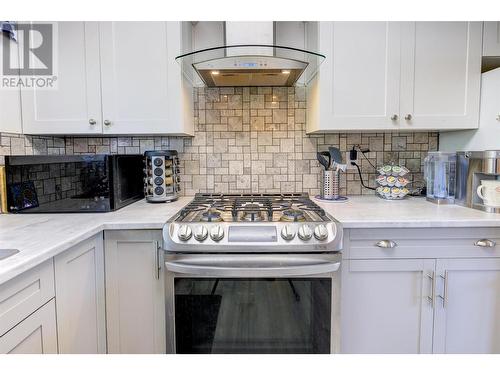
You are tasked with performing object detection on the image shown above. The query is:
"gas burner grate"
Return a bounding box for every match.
[176,193,329,222]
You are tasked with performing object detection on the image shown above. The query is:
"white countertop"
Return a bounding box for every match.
[1,195,500,285]
[0,197,191,285]
[313,195,500,228]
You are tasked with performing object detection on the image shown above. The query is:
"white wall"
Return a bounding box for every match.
[440,68,500,151]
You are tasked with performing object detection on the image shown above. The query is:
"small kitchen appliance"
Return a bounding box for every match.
[4,155,144,213]
[143,150,180,203]
[316,147,348,202]
[455,150,500,213]
[162,193,342,354]
[424,152,457,204]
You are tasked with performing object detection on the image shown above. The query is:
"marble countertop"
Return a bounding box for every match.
[313,195,500,228]
[0,197,191,285]
[1,195,500,285]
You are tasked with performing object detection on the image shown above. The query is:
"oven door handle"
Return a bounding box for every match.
[165,255,340,277]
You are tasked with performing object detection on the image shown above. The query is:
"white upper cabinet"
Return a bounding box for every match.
[21,22,103,135]
[0,33,23,134]
[21,21,193,136]
[307,21,482,133]
[399,22,482,130]
[307,22,402,132]
[483,22,500,56]
[99,22,193,135]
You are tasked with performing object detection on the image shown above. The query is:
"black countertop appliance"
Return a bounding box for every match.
[4,154,144,213]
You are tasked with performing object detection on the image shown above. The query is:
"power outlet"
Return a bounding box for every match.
[346,151,359,169]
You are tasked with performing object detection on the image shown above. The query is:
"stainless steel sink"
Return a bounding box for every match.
[0,249,20,261]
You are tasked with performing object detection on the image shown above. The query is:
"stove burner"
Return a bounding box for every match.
[280,208,306,222]
[201,208,223,222]
[240,203,266,222]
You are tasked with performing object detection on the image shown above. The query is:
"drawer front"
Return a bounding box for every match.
[0,259,55,336]
[345,228,500,259]
[0,299,57,354]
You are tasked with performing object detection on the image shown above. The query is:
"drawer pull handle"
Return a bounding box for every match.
[375,240,397,249]
[474,239,496,248]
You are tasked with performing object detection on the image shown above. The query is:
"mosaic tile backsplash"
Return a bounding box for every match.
[0,87,438,196]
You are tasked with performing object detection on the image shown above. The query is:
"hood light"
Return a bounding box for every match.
[211,71,220,75]
[281,70,290,74]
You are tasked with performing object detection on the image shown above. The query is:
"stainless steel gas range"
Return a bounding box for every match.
[162,193,342,354]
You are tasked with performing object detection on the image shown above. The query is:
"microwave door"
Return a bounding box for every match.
[110,155,144,209]
[165,253,341,354]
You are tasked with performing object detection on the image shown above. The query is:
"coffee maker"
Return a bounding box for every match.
[455,151,500,213]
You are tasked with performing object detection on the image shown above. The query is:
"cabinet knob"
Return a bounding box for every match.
[404,114,412,121]
[390,114,399,121]
[89,119,96,125]
[104,119,111,126]
[474,239,496,248]
[375,240,397,249]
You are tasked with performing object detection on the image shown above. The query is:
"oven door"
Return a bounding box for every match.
[165,253,341,354]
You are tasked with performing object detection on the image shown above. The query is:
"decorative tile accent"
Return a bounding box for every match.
[0,87,438,196]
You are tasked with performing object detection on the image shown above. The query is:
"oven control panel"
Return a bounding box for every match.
[163,221,342,253]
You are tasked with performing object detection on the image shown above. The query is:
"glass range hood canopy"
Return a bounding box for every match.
[175,45,326,87]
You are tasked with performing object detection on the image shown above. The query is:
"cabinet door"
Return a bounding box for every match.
[0,33,22,134]
[400,22,482,130]
[99,22,189,135]
[21,22,102,135]
[483,22,500,56]
[341,259,435,353]
[104,230,165,354]
[54,234,106,354]
[433,258,500,354]
[0,300,57,354]
[308,22,401,132]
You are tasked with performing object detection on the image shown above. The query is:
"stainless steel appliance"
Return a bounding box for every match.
[4,155,144,213]
[175,22,325,87]
[456,150,500,213]
[162,193,342,354]
[143,151,180,203]
[424,152,456,204]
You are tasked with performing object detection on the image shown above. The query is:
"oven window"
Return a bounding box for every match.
[174,278,332,354]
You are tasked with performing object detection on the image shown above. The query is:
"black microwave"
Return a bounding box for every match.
[4,154,144,213]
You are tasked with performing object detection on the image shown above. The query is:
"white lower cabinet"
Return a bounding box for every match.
[54,234,106,354]
[0,299,58,354]
[433,258,500,353]
[104,230,165,354]
[341,259,434,353]
[342,228,500,354]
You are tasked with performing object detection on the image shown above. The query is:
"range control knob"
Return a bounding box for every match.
[281,225,296,241]
[298,225,313,241]
[177,225,192,242]
[210,225,225,242]
[314,224,329,241]
[194,225,209,242]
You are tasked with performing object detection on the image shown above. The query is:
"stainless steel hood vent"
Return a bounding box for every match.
[176,23,325,87]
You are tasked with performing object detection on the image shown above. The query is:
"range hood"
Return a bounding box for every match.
[176,22,325,87]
